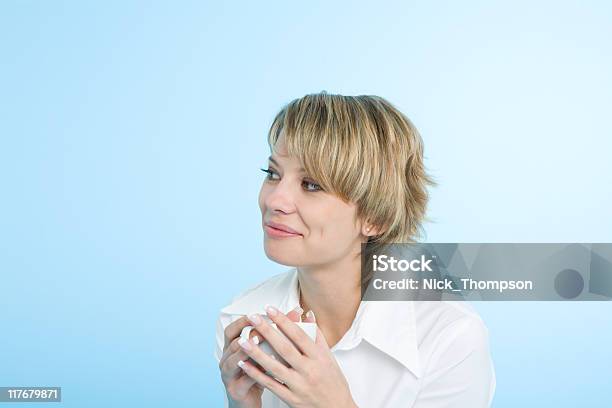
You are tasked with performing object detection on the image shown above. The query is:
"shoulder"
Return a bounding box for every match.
[412,302,496,406]
[413,301,491,362]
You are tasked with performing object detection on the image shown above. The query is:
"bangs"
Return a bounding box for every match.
[267,93,377,203]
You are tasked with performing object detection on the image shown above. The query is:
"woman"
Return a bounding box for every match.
[215,92,496,407]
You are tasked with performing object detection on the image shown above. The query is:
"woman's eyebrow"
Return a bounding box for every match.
[268,156,306,173]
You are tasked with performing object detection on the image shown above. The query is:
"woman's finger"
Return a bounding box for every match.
[237,359,295,403]
[223,316,251,348]
[264,306,318,358]
[219,337,240,368]
[220,333,260,370]
[302,310,329,348]
[224,307,299,350]
[245,314,304,369]
[285,306,303,322]
[221,349,249,380]
[228,371,259,400]
[224,335,263,377]
[303,310,315,323]
[237,336,298,388]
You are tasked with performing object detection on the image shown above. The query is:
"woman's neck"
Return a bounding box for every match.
[297,250,363,348]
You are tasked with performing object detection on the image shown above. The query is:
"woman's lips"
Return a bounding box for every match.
[264,224,303,238]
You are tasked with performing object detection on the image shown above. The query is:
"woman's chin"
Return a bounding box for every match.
[264,245,302,266]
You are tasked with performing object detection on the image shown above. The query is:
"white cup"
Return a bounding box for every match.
[240,322,317,371]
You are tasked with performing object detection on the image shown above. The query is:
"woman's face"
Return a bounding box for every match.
[258,137,367,267]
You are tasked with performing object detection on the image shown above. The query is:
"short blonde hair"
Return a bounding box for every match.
[267,91,436,246]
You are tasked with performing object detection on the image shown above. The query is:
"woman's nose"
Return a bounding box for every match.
[265,179,297,214]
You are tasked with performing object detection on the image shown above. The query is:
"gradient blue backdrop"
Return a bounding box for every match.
[1,1,611,407]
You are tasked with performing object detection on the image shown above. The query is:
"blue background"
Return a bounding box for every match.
[1,1,611,406]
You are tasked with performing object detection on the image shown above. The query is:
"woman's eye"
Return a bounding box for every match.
[260,168,321,191]
[260,168,280,181]
[303,180,323,192]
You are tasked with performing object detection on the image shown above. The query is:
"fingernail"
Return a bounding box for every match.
[238,337,252,351]
[252,336,260,345]
[248,313,262,325]
[294,306,304,315]
[306,310,316,321]
[265,304,278,316]
[237,360,246,369]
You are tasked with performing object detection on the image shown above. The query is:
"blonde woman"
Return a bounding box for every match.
[215,92,495,408]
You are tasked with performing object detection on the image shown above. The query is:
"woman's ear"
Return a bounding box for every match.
[361,222,382,237]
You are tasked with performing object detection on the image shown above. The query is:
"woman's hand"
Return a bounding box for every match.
[236,306,357,408]
[219,307,303,408]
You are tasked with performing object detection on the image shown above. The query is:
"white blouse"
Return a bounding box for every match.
[214,268,496,408]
